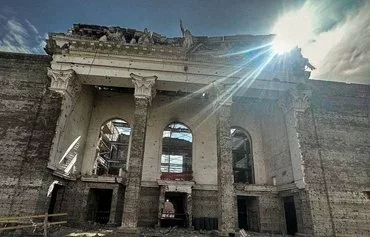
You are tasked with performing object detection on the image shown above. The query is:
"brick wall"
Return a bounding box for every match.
[0,52,61,216]
[138,187,160,227]
[298,80,370,236]
[258,194,284,233]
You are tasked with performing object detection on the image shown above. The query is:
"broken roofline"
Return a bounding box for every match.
[46,23,312,81]
[50,23,275,46]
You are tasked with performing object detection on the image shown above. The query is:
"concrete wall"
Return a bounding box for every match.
[298,80,370,237]
[231,100,267,185]
[0,52,60,216]
[260,101,294,186]
[50,85,94,172]
[142,94,218,185]
[81,91,135,175]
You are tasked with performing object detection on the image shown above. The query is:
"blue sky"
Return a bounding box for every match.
[0,0,369,83]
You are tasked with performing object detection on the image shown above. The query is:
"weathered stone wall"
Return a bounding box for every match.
[298,80,370,237]
[294,190,314,235]
[56,181,124,225]
[258,194,284,233]
[0,52,61,216]
[138,187,160,227]
[192,190,218,218]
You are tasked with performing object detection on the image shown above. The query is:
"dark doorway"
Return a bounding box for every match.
[284,196,298,235]
[48,184,65,220]
[86,189,113,224]
[161,192,187,227]
[237,196,259,231]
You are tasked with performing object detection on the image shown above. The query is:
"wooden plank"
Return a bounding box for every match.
[0,221,67,231]
[0,213,67,222]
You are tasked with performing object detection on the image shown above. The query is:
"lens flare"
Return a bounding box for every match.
[272,8,314,54]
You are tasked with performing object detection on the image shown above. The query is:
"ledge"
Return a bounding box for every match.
[52,170,77,181]
[157,179,195,186]
[81,176,125,184]
[235,183,278,195]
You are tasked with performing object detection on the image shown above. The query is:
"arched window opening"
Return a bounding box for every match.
[94,119,131,176]
[231,128,254,184]
[161,122,193,181]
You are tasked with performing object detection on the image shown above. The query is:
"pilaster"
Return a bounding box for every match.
[47,68,81,171]
[120,73,157,236]
[278,85,312,190]
[214,84,236,236]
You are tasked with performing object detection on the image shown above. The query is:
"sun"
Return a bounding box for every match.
[272,8,314,54]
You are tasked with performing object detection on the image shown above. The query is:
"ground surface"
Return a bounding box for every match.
[1,225,291,237]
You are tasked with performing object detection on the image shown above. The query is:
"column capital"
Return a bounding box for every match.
[130,73,157,102]
[278,86,312,114]
[47,68,81,99]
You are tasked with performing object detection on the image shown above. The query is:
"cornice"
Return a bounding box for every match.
[50,36,252,65]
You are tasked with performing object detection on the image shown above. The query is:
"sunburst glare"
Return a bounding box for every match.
[272,8,314,54]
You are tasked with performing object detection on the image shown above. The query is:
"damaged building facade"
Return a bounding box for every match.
[0,23,370,237]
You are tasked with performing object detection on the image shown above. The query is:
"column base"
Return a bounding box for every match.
[117,227,140,237]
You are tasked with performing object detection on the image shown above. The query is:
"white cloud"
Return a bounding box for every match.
[0,16,45,54]
[300,1,370,84]
[25,19,39,35]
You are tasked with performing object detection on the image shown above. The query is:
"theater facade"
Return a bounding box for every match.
[1,23,369,237]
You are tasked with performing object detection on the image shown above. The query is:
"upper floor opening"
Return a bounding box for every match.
[231,127,254,184]
[160,122,193,181]
[94,118,131,176]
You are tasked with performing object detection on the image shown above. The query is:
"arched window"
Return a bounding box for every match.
[94,119,131,176]
[231,127,254,184]
[161,122,193,181]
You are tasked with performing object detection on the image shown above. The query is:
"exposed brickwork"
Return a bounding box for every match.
[0,52,61,217]
[258,195,284,233]
[121,97,150,233]
[52,181,124,225]
[216,102,236,235]
[192,190,218,218]
[138,187,160,227]
[297,80,370,237]
[294,190,314,235]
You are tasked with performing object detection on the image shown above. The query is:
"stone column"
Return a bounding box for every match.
[187,193,193,228]
[108,187,119,225]
[278,86,311,189]
[47,68,81,170]
[120,73,157,236]
[157,185,166,227]
[215,84,236,236]
[278,85,313,235]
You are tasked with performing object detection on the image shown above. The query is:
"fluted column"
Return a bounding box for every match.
[120,73,157,236]
[47,68,81,169]
[215,84,236,236]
